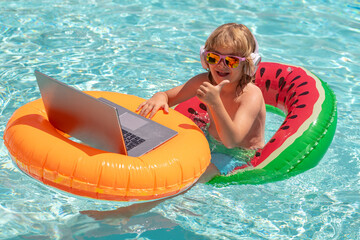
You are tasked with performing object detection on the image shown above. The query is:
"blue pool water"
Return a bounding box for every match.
[1,0,359,239]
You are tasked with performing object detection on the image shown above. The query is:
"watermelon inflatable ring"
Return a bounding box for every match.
[175,62,337,185]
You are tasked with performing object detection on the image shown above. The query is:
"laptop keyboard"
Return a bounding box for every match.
[121,129,146,151]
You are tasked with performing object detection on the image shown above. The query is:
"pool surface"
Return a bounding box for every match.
[0,0,359,239]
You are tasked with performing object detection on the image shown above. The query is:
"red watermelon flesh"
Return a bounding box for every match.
[241,62,320,169]
[174,97,209,130]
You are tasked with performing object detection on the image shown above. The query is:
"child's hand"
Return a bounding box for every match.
[196,80,230,105]
[136,92,169,119]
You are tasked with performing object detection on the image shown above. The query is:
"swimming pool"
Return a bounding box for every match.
[0,0,359,239]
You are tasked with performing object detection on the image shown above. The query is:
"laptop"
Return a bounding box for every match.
[34,71,178,157]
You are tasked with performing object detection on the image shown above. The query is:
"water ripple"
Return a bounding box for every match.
[0,0,359,239]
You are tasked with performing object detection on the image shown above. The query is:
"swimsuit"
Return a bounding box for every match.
[205,131,256,176]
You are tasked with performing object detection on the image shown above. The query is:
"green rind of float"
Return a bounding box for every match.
[208,77,337,186]
[265,104,286,117]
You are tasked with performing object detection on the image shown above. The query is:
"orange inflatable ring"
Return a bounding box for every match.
[4,91,211,202]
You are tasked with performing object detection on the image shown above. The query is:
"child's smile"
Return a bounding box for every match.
[216,69,230,77]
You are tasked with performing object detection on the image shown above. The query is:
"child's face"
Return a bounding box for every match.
[208,46,244,85]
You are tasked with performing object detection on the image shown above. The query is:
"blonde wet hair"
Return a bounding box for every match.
[204,23,257,93]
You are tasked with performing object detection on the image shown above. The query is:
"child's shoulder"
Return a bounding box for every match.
[193,72,209,81]
[240,83,264,103]
[188,72,210,85]
[243,82,262,96]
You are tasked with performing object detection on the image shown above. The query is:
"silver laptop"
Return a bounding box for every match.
[34,71,177,157]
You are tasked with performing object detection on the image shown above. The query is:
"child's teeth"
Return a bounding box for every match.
[218,71,228,77]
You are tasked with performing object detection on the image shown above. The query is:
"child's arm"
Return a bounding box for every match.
[137,73,208,118]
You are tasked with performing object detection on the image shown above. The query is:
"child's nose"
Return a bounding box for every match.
[218,58,228,68]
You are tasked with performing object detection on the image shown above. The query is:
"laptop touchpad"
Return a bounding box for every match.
[119,112,147,131]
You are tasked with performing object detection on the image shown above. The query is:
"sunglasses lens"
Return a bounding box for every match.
[225,56,240,68]
[206,52,240,68]
[206,52,220,64]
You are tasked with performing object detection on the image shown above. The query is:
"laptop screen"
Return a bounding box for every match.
[35,71,127,154]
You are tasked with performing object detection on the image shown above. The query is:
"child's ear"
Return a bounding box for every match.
[249,32,261,75]
[200,46,209,69]
[243,61,253,76]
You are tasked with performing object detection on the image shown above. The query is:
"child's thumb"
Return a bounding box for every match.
[217,80,230,89]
